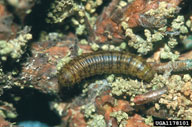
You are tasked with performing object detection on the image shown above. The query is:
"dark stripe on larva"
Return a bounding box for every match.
[58,51,155,87]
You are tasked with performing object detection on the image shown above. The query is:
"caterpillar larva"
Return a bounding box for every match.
[58,51,155,87]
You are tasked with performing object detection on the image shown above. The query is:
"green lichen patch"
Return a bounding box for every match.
[87,114,106,127]
[110,111,128,124]
[0,29,32,62]
[158,74,192,120]
[111,77,146,97]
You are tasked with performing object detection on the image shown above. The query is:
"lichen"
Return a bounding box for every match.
[87,114,106,127]
[150,74,167,90]
[146,1,178,18]
[171,15,185,31]
[144,116,153,126]
[121,2,187,56]
[47,0,79,23]
[85,0,103,13]
[82,103,96,119]
[124,27,165,55]
[56,52,72,71]
[101,44,109,51]
[160,44,180,61]
[76,24,86,35]
[0,101,17,119]
[111,77,146,97]
[81,79,111,103]
[0,26,32,62]
[90,43,99,51]
[39,32,64,42]
[110,111,128,124]
[167,37,178,49]
[141,1,179,28]
[125,28,153,55]
[158,74,192,120]
[186,19,192,32]
[80,79,111,126]
[106,74,115,83]
[80,39,88,45]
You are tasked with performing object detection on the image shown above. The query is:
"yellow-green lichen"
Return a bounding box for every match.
[80,39,88,45]
[119,1,127,7]
[90,43,99,51]
[151,30,164,42]
[56,52,72,71]
[158,74,192,120]
[106,74,115,83]
[144,116,153,126]
[0,101,17,119]
[87,114,106,127]
[186,19,192,32]
[160,44,180,61]
[76,24,86,35]
[110,111,128,124]
[111,77,146,97]
[39,32,64,41]
[0,27,32,62]
[81,103,96,119]
[101,44,109,51]
[150,74,167,90]
[124,27,163,55]
[47,0,80,23]
[168,37,178,49]
[119,42,127,50]
[85,0,103,13]
[145,1,178,27]
[171,15,185,30]
[81,96,107,126]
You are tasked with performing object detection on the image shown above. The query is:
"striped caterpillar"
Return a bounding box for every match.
[58,51,155,87]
